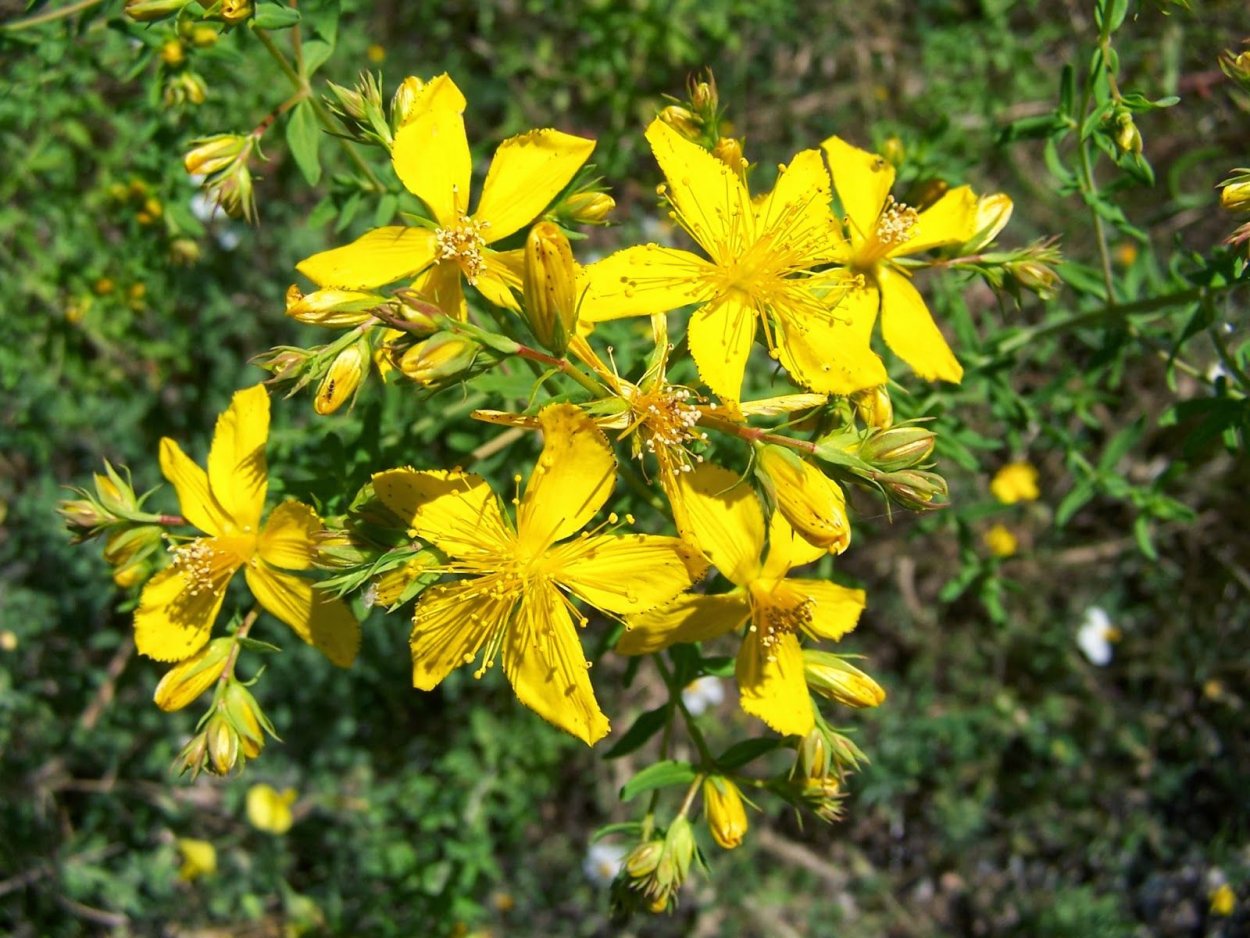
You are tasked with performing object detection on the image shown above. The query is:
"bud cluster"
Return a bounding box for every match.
[612,816,696,915]
[184,134,257,222]
[326,72,394,149]
[174,678,277,779]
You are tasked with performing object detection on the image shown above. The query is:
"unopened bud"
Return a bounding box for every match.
[825,730,868,771]
[223,681,271,760]
[562,191,615,225]
[799,775,845,822]
[523,222,579,355]
[798,728,831,780]
[851,385,893,429]
[205,712,239,775]
[112,555,154,589]
[397,334,479,386]
[160,39,185,67]
[855,425,937,471]
[123,0,189,21]
[165,71,207,107]
[1219,174,1250,214]
[369,554,439,607]
[327,81,368,122]
[690,79,716,112]
[314,344,366,415]
[1114,111,1142,155]
[962,192,1013,252]
[395,292,443,333]
[172,730,210,778]
[882,135,905,167]
[711,137,747,177]
[184,134,248,177]
[170,237,201,266]
[702,776,748,849]
[624,840,663,879]
[1007,259,1060,299]
[285,284,384,327]
[219,0,253,24]
[877,469,948,511]
[658,105,700,139]
[756,445,851,554]
[103,524,161,569]
[391,76,425,128]
[1220,50,1250,85]
[803,651,886,708]
[190,26,219,48]
[154,637,233,711]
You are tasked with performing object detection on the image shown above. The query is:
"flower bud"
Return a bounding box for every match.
[102,524,160,568]
[172,730,210,778]
[1113,111,1142,155]
[184,134,248,177]
[1220,49,1250,86]
[802,651,886,708]
[58,497,108,535]
[314,345,366,415]
[797,727,831,780]
[164,71,207,107]
[170,238,201,266]
[391,76,425,128]
[624,839,664,879]
[284,284,384,327]
[877,469,948,511]
[562,191,615,225]
[1007,259,1061,299]
[882,135,905,167]
[397,334,479,386]
[702,776,748,849]
[825,730,868,771]
[799,775,845,823]
[123,0,190,21]
[219,0,253,24]
[223,681,272,759]
[983,523,1018,558]
[756,445,851,555]
[205,712,239,775]
[851,385,893,429]
[160,39,186,67]
[855,425,937,471]
[1219,173,1250,214]
[523,222,579,355]
[112,554,154,589]
[690,79,717,112]
[712,137,747,177]
[962,192,1013,252]
[190,26,219,48]
[369,554,439,607]
[154,637,233,711]
[658,105,700,139]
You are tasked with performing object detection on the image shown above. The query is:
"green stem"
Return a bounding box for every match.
[0,0,104,31]
[253,28,384,192]
[514,345,611,399]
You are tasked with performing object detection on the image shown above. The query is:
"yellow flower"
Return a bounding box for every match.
[246,783,297,834]
[579,119,885,404]
[373,404,705,745]
[133,385,359,666]
[702,776,748,849]
[1210,883,1236,917]
[297,75,595,319]
[176,838,216,881]
[990,460,1040,504]
[618,463,866,736]
[983,523,1018,558]
[822,136,980,383]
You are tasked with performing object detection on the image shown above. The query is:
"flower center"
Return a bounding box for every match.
[170,538,241,596]
[434,214,490,285]
[855,196,919,268]
[629,383,707,474]
[748,581,814,657]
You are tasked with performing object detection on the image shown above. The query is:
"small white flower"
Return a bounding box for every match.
[583,841,628,887]
[1077,606,1117,666]
[681,675,725,715]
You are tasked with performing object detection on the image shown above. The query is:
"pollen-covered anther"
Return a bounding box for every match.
[170,540,222,597]
[758,596,815,649]
[875,196,919,247]
[434,214,490,284]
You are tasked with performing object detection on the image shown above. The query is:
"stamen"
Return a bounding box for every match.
[433,214,491,284]
[874,196,919,248]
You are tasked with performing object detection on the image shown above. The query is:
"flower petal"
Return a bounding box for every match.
[674,463,764,586]
[503,584,610,746]
[578,244,712,323]
[392,107,472,224]
[245,564,359,667]
[297,226,438,290]
[821,135,895,245]
[409,577,513,690]
[791,578,866,641]
[755,148,847,266]
[134,560,233,662]
[688,292,756,403]
[257,500,322,571]
[646,119,754,258]
[736,629,814,736]
[474,248,523,310]
[617,592,751,655]
[372,468,514,560]
[771,288,887,395]
[409,258,467,320]
[206,384,269,535]
[890,185,979,256]
[474,129,596,242]
[760,511,826,579]
[877,266,963,383]
[550,533,705,614]
[517,404,615,552]
[159,438,228,536]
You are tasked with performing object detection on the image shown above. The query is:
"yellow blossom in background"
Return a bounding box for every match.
[983,523,1019,558]
[132,385,359,666]
[1210,883,1236,917]
[298,74,595,319]
[579,119,885,404]
[176,838,216,881]
[365,43,386,64]
[246,783,297,834]
[990,461,1040,504]
[822,136,980,383]
[373,404,705,745]
[618,463,865,736]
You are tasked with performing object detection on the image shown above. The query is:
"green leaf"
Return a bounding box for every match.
[251,3,301,29]
[302,39,334,76]
[286,100,322,186]
[373,192,398,226]
[716,737,782,770]
[603,706,670,759]
[620,760,697,801]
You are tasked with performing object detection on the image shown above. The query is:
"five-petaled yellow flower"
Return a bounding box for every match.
[617,463,865,736]
[373,403,706,745]
[297,75,595,319]
[989,460,1040,504]
[133,385,359,666]
[579,119,885,404]
[822,136,980,384]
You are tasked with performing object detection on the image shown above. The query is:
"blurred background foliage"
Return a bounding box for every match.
[1,0,1248,934]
